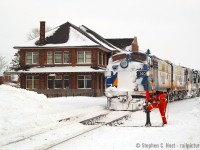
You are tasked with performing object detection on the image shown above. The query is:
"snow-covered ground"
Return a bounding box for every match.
[1,84,200,150]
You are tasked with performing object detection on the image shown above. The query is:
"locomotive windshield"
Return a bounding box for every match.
[130,52,146,62]
[112,53,127,62]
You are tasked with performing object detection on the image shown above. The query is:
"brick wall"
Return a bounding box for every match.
[20,74,26,88]
[39,50,47,66]
[20,72,104,90]
[0,76,3,84]
[0,75,18,84]
[18,47,109,97]
[19,48,109,68]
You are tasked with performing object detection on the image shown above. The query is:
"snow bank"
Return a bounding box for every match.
[0,85,48,136]
[0,84,107,138]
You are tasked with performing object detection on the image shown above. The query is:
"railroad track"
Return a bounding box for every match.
[45,111,132,150]
[0,110,109,149]
[0,110,133,150]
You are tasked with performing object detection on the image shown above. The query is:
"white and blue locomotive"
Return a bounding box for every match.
[105,50,200,111]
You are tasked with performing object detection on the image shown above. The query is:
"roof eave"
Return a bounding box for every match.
[13,45,101,49]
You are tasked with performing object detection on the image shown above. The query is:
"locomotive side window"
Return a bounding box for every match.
[193,74,197,83]
[130,53,146,62]
[112,54,126,62]
[194,78,196,83]
[161,63,165,71]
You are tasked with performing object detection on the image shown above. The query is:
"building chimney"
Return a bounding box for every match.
[39,21,45,45]
[132,36,139,52]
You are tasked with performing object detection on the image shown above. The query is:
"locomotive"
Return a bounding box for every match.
[105,50,200,111]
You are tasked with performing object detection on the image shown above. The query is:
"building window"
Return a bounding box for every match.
[64,52,69,63]
[64,76,69,89]
[48,76,54,89]
[78,51,91,64]
[26,75,39,89]
[47,51,53,64]
[78,75,92,89]
[54,51,62,64]
[97,52,99,65]
[101,52,104,65]
[26,52,39,64]
[99,52,103,65]
[55,75,62,89]
[78,51,84,63]
[104,53,107,66]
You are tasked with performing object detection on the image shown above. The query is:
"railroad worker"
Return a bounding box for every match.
[146,91,167,126]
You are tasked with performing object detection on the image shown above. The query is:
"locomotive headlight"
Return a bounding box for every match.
[120,59,129,68]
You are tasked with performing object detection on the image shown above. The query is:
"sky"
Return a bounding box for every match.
[0,0,200,70]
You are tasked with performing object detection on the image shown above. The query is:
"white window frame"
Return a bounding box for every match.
[54,75,62,89]
[63,51,69,64]
[77,75,92,89]
[25,52,39,65]
[64,75,70,89]
[47,51,53,64]
[54,51,62,64]
[26,75,39,89]
[47,76,54,89]
[101,52,104,65]
[104,53,107,66]
[77,51,91,64]
[97,51,99,65]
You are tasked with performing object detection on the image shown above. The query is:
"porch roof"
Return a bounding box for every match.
[8,66,106,74]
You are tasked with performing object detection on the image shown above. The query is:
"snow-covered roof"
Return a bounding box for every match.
[9,66,105,74]
[105,38,134,50]
[14,22,99,48]
[80,25,122,52]
[14,22,120,52]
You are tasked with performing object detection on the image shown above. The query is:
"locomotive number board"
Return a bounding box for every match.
[137,71,147,77]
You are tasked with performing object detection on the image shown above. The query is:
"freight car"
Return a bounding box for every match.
[105,50,200,110]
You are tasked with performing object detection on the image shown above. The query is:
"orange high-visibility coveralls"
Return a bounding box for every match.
[146,92,167,124]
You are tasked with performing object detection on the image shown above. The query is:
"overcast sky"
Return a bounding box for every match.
[0,0,200,70]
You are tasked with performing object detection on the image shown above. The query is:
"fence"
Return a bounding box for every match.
[30,89,105,97]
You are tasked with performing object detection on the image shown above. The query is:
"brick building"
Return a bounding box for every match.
[0,75,11,84]
[10,21,138,97]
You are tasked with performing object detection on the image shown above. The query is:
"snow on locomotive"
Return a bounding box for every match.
[105,50,200,111]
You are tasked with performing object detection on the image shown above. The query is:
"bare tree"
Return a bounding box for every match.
[0,55,7,75]
[27,26,52,40]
